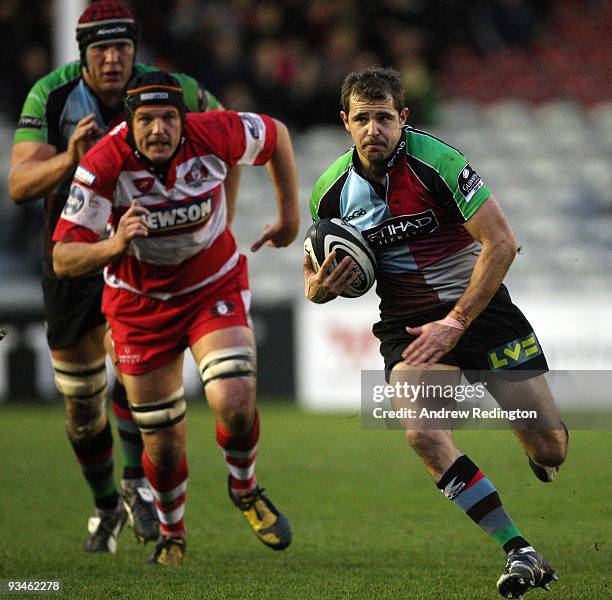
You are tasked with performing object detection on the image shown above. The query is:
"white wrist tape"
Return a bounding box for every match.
[437,316,465,331]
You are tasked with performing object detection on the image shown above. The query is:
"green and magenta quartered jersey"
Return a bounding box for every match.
[13,61,221,275]
[309,126,492,319]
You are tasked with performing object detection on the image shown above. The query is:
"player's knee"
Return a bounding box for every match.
[54,358,107,438]
[129,388,186,435]
[217,400,255,433]
[199,346,256,388]
[146,437,185,473]
[65,403,107,439]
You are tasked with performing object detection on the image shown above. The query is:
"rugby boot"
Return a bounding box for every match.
[228,477,292,550]
[527,458,559,483]
[84,503,128,553]
[527,422,569,483]
[146,535,186,565]
[121,478,159,543]
[497,546,558,599]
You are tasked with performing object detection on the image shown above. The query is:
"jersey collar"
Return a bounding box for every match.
[383,126,409,172]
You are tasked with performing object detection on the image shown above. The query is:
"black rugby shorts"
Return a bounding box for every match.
[373,284,548,382]
[42,274,106,349]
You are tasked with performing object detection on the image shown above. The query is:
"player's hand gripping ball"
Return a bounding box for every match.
[304,218,376,298]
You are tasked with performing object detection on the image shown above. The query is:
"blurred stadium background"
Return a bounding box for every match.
[1,3,610,598]
[0,0,610,407]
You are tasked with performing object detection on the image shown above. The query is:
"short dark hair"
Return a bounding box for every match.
[340,67,405,114]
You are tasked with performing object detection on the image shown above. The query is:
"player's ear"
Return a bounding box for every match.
[399,108,409,126]
[340,111,350,132]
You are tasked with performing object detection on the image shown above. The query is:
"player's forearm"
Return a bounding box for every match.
[9,152,76,203]
[267,121,300,229]
[224,165,241,227]
[450,237,517,327]
[53,239,124,278]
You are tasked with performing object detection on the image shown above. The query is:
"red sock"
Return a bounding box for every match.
[216,411,259,496]
[142,450,188,537]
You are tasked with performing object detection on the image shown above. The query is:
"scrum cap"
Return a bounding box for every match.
[76,1,137,67]
[124,71,186,120]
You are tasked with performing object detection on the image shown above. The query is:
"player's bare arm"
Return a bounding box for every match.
[9,114,104,203]
[451,195,518,320]
[402,196,518,366]
[224,165,241,228]
[53,200,149,277]
[304,251,357,303]
[250,119,300,252]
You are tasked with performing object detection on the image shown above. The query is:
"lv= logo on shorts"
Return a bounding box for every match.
[487,333,542,371]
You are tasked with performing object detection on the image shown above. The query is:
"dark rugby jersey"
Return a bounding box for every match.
[309,126,492,318]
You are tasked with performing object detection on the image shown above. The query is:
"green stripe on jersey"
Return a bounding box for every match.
[14,63,211,145]
[14,62,81,144]
[309,148,352,220]
[407,129,491,220]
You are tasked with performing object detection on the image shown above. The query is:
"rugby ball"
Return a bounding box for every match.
[304,218,376,298]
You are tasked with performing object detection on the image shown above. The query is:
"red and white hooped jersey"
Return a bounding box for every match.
[53,110,277,300]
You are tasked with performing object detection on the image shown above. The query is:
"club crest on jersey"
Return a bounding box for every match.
[145,195,213,232]
[457,164,483,203]
[133,177,155,194]
[184,161,208,188]
[64,185,86,216]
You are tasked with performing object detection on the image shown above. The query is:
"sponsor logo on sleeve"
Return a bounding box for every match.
[457,164,484,203]
[342,208,367,223]
[240,113,261,140]
[63,185,86,216]
[74,166,97,186]
[17,115,43,129]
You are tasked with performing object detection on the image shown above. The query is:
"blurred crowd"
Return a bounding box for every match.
[0,0,562,129]
[2,0,611,280]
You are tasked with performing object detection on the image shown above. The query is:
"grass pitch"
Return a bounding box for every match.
[0,402,609,600]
